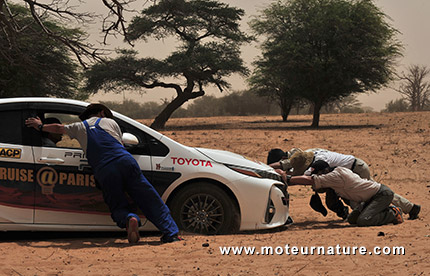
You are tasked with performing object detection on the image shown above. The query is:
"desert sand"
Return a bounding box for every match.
[1,112,429,276]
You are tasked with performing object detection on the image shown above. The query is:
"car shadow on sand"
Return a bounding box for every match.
[0,219,357,248]
[239,218,354,236]
[287,219,354,231]
[0,231,167,248]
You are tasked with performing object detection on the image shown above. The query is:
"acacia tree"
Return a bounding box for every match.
[248,49,298,122]
[0,4,85,98]
[250,0,402,127]
[85,0,251,129]
[395,65,430,111]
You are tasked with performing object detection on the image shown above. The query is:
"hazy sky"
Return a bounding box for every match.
[88,0,430,111]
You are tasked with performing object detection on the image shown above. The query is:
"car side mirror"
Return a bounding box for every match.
[122,133,139,146]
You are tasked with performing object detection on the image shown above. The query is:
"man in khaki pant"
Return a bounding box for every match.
[282,160,404,227]
[269,148,421,219]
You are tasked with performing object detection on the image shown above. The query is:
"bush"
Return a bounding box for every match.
[383,98,409,113]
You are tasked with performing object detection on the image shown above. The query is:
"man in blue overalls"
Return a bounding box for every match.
[26,104,180,244]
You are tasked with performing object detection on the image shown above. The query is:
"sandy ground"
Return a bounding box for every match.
[1,112,429,276]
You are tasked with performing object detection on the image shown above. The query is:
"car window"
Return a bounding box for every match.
[26,103,86,148]
[42,113,81,148]
[116,119,169,157]
[21,102,170,156]
[33,112,82,149]
[0,110,22,144]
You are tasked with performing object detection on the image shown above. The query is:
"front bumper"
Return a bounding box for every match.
[239,181,289,231]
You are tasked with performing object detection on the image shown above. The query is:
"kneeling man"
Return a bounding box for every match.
[281,160,403,226]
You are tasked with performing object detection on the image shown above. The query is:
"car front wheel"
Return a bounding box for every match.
[169,182,240,235]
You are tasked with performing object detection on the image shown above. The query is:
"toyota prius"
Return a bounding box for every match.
[0,97,289,234]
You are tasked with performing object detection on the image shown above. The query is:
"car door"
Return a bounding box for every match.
[27,105,115,226]
[115,119,154,183]
[116,119,181,199]
[0,105,36,225]
[29,105,156,227]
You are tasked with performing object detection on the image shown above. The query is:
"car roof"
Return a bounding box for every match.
[0,97,176,144]
[0,97,89,107]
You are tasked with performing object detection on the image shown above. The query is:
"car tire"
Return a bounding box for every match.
[169,182,240,235]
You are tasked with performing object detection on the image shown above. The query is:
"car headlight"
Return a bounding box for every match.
[225,164,283,182]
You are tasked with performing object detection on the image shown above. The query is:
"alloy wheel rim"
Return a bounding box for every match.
[180,193,224,234]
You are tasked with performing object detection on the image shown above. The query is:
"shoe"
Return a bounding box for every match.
[161,234,183,243]
[347,209,360,225]
[126,216,140,244]
[389,206,404,225]
[408,204,421,220]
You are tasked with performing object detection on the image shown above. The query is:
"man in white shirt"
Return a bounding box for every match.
[270,148,421,220]
[271,148,369,179]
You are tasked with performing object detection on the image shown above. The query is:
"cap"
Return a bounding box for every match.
[289,151,314,176]
[310,160,330,175]
[79,103,113,121]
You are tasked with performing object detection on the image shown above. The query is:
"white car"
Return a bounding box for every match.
[0,97,289,234]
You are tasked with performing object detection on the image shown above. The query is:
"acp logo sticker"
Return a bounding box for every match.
[0,148,21,159]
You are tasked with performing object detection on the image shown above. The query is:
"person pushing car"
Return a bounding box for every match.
[25,103,181,244]
[283,160,404,227]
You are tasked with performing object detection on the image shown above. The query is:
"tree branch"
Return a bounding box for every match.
[101,0,138,45]
[1,0,158,68]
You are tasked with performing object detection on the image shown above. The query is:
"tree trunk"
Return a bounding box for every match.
[150,89,204,129]
[278,93,296,122]
[279,98,293,122]
[411,94,417,111]
[150,95,189,130]
[311,101,322,128]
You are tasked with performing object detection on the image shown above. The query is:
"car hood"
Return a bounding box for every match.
[195,147,272,171]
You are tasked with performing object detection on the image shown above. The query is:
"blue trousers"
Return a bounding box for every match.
[95,155,179,237]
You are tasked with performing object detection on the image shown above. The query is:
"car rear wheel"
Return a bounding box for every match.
[169,182,240,235]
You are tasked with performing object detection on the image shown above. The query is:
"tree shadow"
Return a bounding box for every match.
[164,123,231,131]
[163,123,382,131]
[248,119,311,124]
[244,124,382,131]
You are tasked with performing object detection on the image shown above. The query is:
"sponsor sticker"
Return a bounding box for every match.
[155,164,175,171]
[0,165,96,195]
[36,166,58,195]
[35,166,96,194]
[171,157,213,167]
[0,148,21,159]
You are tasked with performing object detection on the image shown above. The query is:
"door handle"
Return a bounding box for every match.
[38,157,65,164]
